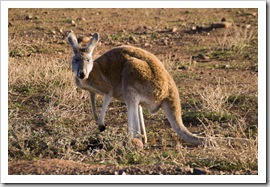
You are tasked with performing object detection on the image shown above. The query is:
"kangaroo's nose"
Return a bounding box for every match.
[77,70,85,79]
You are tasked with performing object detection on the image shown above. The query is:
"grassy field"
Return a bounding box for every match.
[8,8,258,175]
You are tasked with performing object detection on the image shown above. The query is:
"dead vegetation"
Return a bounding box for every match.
[8,8,258,175]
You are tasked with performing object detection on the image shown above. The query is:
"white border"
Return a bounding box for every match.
[257,0,267,182]
[1,0,266,184]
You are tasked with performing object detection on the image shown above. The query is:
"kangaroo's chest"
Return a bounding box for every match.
[75,76,110,95]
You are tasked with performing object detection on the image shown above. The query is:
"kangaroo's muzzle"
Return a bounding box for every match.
[77,70,85,79]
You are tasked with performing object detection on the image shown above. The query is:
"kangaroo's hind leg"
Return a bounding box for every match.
[125,92,144,148]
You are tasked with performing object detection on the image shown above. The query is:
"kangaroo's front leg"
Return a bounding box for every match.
[97,94,112,132]
[89,91,98,122]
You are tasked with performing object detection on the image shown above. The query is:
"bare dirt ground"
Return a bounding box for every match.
[9,159,257,175]
[8,8,258,175]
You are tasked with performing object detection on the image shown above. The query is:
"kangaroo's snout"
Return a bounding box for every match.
[77,70,86,79]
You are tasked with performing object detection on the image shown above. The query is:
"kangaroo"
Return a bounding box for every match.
[67,31,213,148]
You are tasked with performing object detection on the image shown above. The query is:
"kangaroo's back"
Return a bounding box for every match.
[95,45,170,101]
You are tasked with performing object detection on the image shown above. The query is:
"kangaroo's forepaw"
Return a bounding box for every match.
[131,138,144,149]
[98,124,106,132]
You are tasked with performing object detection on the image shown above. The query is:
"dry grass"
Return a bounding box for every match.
[210,26,258,63]
[198,80,229,114]
[214,26,257,55]
[8,8,258,174]
[8,53,258,172]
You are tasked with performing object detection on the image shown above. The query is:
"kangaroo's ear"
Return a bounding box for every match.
[86,33,99,54]
[67,32,79,53]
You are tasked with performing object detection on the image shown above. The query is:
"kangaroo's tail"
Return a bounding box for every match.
[161,84,255,146]
[161,83,212,146]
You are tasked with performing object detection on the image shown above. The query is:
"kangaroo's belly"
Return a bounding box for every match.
[139,95,162,114]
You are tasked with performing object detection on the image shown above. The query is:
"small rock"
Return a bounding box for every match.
[129,36,138,43]
[197,54,209,60]
[221,17,226,22]
[246,24,251,29]
[59,28,64,34]
[144,43,151,47]
[70,20,76,25]
[118,170,126,175]
[161,38,168,45]
[25,15,32,20]
[191,26,197,31]
[140,35,146,40]
[77,17,86,21]
[171,27,177,33]
[193,167,208,175]
[51,30,56,35]
[144,25,152,30]
[178,17,185,21]
[220,64,230,69]
[224,22,233,28]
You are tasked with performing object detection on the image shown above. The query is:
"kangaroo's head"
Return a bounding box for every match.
[67,32,99,80]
